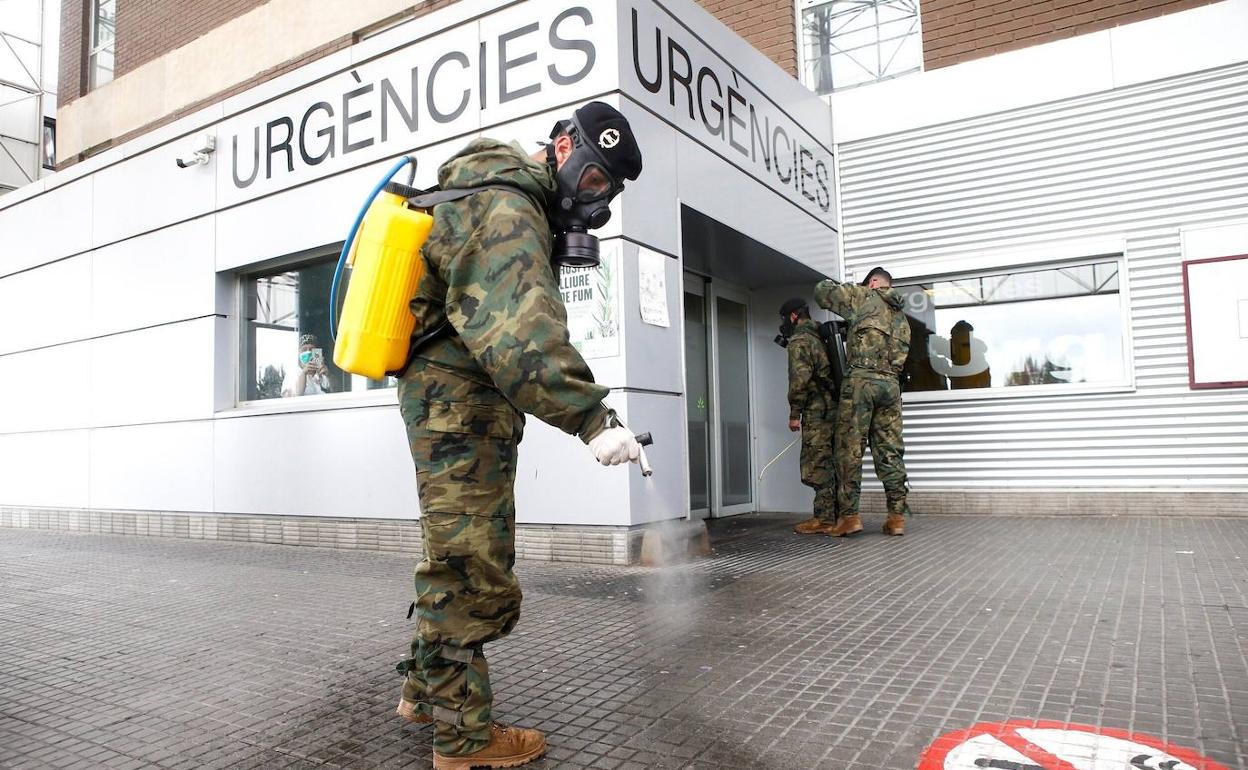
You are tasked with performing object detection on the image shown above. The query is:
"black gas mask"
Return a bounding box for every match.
[775,317,795,348]
[775,298,808,348]
[545,116,626,269]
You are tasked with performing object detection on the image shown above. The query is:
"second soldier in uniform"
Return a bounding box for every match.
[778,298,840,535]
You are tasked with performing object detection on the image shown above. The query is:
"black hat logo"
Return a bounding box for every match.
[598,128,620,149]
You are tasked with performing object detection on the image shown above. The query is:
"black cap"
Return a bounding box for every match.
[860,266,892,286]
[779,297,808,317]
[571,101,643,181]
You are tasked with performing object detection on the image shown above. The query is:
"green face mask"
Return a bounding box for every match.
[299,351,314,367]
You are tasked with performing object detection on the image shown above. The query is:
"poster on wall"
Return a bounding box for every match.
[1182,253,1248,389]
[638,247,670,327]
[563,240,621,359]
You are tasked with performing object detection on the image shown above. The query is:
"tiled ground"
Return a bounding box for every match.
[1,513,1245,770]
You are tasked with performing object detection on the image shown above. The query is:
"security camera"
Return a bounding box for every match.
[175,133,216,168]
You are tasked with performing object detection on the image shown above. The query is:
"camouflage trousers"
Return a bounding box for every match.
[800,411,837,522]
[834,373,908,517]
[397,359,525,756]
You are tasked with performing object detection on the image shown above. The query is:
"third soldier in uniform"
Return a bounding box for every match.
[779,298,839,535]
[815,267,912,537]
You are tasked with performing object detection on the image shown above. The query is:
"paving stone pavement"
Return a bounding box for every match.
[1,513,1246,770]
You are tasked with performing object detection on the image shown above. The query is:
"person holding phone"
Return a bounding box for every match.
[282,333,331,397]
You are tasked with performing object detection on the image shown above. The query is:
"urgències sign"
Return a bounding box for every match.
[214,0,835,223]
[619,0,836,223]
[215,3,613,206]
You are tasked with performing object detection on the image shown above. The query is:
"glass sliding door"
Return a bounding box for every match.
[715,294,753,510]
[683,274,755,517]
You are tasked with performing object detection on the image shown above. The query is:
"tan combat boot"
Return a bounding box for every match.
[396,698,432,724]
[433,723,547,769]
[828,514,863,537]
[882,513,905,536]
[794,517,829,534]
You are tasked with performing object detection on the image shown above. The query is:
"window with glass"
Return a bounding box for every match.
[894,259,1128,395]
[41,118,56,170]
[88,0,116,90]
[800,0,922,94]
[241,258,396,402]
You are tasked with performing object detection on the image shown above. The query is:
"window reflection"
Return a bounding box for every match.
[896,261,1126,393]
[243,258,396,402]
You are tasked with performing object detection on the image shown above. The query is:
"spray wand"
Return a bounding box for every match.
[757,438,799,481]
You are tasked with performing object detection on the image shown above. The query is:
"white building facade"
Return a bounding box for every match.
[2,0,1245,564]
[0,0,838,562]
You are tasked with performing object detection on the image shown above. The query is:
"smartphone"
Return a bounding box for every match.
[309,348,325,369]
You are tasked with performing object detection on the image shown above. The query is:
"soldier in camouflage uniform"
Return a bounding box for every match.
[814,266,912,537]
[778,298,840,535]
[393,103,643,770]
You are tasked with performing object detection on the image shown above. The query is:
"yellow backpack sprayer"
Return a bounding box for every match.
[330,156,532,379]
[330,154,656,474]
[331,156,428,379]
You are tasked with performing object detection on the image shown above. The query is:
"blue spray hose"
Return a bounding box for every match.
[329,156,416,342]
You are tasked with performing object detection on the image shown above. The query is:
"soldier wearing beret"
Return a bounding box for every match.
[393,102,643,769]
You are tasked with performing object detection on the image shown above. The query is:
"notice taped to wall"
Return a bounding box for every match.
[564,241,621,359]
[638,247,670,327]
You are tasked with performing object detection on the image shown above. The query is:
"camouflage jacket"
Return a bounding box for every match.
[409,138,611,442]
[787,319,835,421]
[814,280,911,379]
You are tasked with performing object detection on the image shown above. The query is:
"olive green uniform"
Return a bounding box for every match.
[396,139,612,756]
[786,319,837,522]
[814,281,911,518]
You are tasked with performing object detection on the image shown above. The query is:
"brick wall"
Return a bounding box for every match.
[696,0,798,76]
[57,0,87,108]
[922,0,1224,70]
[115,0,271,76]
[56,0,796,165]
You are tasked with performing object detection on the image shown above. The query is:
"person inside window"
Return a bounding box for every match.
[282,333,331,397]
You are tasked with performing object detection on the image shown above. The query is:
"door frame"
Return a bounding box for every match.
[683,273,757,518]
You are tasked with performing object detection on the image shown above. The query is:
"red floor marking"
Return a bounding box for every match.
[917,720,1233,770]
[992,726,1081,770]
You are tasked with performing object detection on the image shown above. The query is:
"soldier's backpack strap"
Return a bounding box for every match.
[405,183,542,212]
[387,182,544,378]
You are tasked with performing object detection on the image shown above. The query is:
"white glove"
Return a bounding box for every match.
[588,426,641,466]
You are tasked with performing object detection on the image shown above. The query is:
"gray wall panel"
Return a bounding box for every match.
[837,63,1248,490]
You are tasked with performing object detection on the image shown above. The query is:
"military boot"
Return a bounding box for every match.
[396,698,432,724]
[882,513,905,536]
[794,517,829,534]
[828,514,863,537]
[432,722,546,769]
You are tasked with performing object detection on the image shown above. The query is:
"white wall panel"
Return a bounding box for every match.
[89,319,218,427]
[1183,220,1248,261]
[514,414,633,526]
[214,161,365,272]
[0,177,93,276]
[0,430,89,507]
[0,253,91,355]
[621,391,685,525]
[212,405,417,518]
[90,217,219,337]
[92,141,217,247]
[0,341,91,433]
[89,421,214,511]
[837,62,1248,489]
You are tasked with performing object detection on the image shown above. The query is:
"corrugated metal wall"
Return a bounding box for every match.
[836,62,1248,489]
